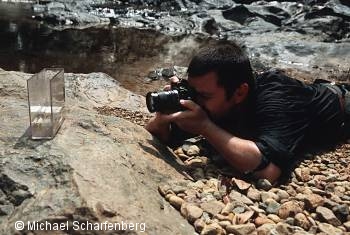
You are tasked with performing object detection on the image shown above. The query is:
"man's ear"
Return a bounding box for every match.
[233,83,249,104]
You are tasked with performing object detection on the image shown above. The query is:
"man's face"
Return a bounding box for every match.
[188,71,237,121]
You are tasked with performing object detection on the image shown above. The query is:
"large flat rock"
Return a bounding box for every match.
[0,68,195,234]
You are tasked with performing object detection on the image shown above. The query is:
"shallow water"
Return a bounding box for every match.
[0,2,203,95]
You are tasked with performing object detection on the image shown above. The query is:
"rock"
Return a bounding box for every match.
[247,187,261,202]
[161,67,175,78]
[267,214,282,223]
[261,191,279,202]
[185,145,201,156]
[235,210,255,224]
[200,223,225,235]
[226,223,256,235]
[232,178,251,191]
[256,179,272,191]
[254,216,274,227]
[316,206,342,226]
[194,219,206,233]
[278,201,303,219]
[294,167,311,182]
[332,204,349,222]
[256,223,277,235]
[275,189,290,202]
[229,191,254,205]
[304,193,324,211]
[264,199,281,215]
[0,70,195,235]
[181,203,203,223]
[200,200,225,216]
[169,195,185,210]
[318,222,343,235]
[344,221,350,231]
[294,213,311,231]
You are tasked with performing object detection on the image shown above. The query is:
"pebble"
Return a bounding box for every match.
[169,195,185,210]
[278,201,303,219]
[156,140,350,234]
[316,206,342,226]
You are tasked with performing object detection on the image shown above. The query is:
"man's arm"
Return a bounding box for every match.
[201,121,281,183]
[166,100,281,183]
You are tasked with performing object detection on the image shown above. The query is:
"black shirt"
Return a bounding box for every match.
[249,70,345,169]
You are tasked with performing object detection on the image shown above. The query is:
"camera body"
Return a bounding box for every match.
[146,79,196,113]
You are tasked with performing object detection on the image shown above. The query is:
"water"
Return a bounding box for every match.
[0,2,202,95]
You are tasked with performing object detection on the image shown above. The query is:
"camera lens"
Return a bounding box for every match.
[146,90,180,113]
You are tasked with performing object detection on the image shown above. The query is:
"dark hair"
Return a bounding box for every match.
[187,41,255,99]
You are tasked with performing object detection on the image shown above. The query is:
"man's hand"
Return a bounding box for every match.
[166,99,211,135]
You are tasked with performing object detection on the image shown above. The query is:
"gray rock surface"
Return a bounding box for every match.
[0,68,195,234]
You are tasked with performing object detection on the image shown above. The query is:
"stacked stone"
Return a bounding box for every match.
[158,141,350,235]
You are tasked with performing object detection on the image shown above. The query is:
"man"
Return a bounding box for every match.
[146,42,349,183]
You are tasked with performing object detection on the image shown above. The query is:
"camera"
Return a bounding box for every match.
[146,79,196,113]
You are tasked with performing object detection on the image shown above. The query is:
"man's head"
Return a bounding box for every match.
[187,42,255,120]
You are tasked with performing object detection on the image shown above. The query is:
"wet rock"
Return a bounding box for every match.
[316,206,341,226]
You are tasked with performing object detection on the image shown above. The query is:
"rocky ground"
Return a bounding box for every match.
[95,73,350,234]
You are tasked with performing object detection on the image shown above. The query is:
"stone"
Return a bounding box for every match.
[318,222,343,235]
[0,70,196,235]
[200,223,225,235]
[278,201,303,219]
[267,214,282,223]
[194,219,206,233]
[158,184,171,196]
[316,206,341,226]
[169,195,185,210]
[256,179,272,191]
[185,145,201,156]
[304,193,324,211]
[247,187,261,202]
[226,223,256,235]
[332,204,349,222]
[200,200,225,216]
[232,178,251,191]
[294,213,311,231]
[256,223,277,235]
[254,216,274,227]
[180,203,203,223]
[294,167,311,182]
[261,192,279,202]
[264,199,281,215]
[235,210,254,224]
[344,221,350,231]
[229,191,254,205]
[275,189,290,202]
